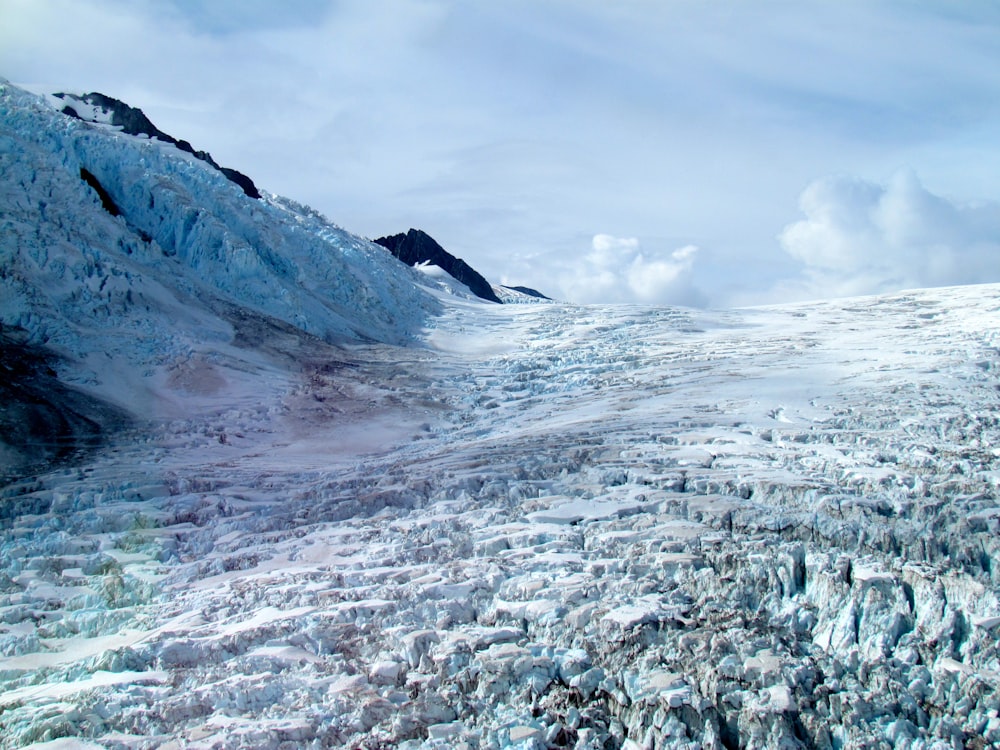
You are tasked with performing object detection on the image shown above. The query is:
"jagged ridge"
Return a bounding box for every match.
[503,284,550,300]
[375,228,502,303]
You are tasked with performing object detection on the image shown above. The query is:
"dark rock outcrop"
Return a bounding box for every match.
[79,167,121,216]
[0,327,132,483]
[502,285,551,300]
[374,229,501,303]
[55,92,261,199]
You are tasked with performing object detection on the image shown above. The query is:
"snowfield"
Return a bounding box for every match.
[4,290,1000,749]
[2,81,1000,749]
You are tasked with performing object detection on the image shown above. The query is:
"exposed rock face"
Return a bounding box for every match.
[503,285,550,300]
[54,92,261,199]
[0,327,132,484]
[374,229,502,303]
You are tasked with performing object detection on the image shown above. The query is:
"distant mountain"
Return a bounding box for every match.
[496,284,552,303]
[54,91,261,199]
[374,229,502,303]
[504,285,549,299]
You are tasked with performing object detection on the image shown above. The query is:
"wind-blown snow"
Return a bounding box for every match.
[2,79,1000,749]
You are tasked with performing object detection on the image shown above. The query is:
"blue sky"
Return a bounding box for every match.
[4,0,1000,306]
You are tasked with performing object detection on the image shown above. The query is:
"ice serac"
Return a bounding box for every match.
[374,228,503,303]
[0,80,439,476]
[54,91,261,199]
[5,287,1000,748]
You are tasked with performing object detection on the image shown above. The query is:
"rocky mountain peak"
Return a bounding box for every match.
[374,229,503,304]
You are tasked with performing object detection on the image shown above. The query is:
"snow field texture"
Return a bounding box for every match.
[3,292,1000,749]
[1,80,1000,748]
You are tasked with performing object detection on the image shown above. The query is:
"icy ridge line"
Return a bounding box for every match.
[53,90,261,199]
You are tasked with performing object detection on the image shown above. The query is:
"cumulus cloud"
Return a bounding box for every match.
[550,234,706,306]
[778,171,1000,299]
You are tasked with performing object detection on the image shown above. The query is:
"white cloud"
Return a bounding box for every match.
[549,234,705,306]
[777,170,1000,299]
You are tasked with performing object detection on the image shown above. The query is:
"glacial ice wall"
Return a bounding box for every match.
[0,80,438,367]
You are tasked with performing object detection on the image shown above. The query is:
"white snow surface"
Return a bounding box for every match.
[2,80,1000,748]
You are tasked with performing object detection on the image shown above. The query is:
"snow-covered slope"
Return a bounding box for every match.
[0,80,439,476]
[2,282,1000,748]
[2,79,1000,749]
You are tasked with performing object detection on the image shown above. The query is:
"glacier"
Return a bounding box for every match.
[2,79,1000,749]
